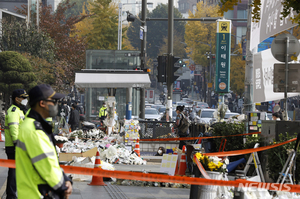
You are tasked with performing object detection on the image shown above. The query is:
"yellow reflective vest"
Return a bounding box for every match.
[16,110,69,198]
[5,104,25,147]
[99,106,107,117]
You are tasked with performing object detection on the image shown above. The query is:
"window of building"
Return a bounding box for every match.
[224,10,233,20]
[237,9,247,22]
[192,4,197,15]
[236,26,247,44]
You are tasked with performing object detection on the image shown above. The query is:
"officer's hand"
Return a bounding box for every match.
[64,181,72,199]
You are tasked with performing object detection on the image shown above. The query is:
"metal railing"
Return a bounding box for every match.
[138,121,206,140]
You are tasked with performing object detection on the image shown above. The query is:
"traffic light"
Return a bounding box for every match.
[157,56,166,82]
[127,14,135,22]
[172,56,180,82]
[143,68,151,73]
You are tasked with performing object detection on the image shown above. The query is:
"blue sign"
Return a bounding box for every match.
[258,37,275,52]
[140,29,143,40]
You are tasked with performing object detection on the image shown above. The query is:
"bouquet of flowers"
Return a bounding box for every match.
[54,135,68,144]
[194,152,228,174]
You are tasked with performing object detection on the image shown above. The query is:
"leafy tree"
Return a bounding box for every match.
[219,0,300,25]
[70,4,93,39]
[122,29,135,51]
[16,0,88,79]
[22,53,69,93]
[87,0,119,49]
[62,0,90,19]
[0,51,36,105]
[230,43,245,96]
[127,4,185,59]
[0,18,55,63]
[185,2,220,69]
[71,0,121,50]
[158,34,186,58]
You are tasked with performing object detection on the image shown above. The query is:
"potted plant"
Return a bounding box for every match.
[54,135,68,148]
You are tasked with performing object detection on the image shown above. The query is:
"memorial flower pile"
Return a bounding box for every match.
[54,135,69,144]
[194,152,228,173]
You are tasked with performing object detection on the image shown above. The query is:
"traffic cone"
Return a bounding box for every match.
[176,145,187,176]
[173,150,179,175]
[134,139,140,157]
[88,151,106,186]
[0,126,4,142]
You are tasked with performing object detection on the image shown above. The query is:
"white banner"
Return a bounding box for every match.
[250,0,297,51]
[253,48,299,103]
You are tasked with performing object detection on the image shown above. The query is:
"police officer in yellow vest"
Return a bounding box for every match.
[16,84,72,199]
[99,102,107,125]
[5,89,28,199]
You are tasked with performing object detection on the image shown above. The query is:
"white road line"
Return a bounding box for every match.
[0,179,6,199]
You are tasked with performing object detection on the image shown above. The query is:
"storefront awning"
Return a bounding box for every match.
[75,71,151,88]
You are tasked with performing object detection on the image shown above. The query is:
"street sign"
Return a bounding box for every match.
[215,19,231,93]
[271,34,300,62]
[140,28,143,40]
[189,64,195,71]
[273,63,300,92]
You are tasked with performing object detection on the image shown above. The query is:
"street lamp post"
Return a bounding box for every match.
[118,3,123,50]
[117,2,153,51]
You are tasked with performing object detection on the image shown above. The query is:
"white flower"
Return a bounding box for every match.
[54,135,68,142]
[209,156,221,165]
[225,158,229,165]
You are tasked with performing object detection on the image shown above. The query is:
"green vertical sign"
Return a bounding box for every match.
[215,19,231,93]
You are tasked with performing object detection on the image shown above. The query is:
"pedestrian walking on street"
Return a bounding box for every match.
[16,84,72,199]
[99,102,107,125]
[272,112,282,120]
[69,103,80,131]
[175,105,190,150]
[5,89,28,199]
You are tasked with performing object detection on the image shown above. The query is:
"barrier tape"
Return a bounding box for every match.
[1,159,300,193]
[140,132,261,142]
[204,137,297,157]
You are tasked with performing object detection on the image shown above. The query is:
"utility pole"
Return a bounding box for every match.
[166,0,174,121]
[244,0,254,112]
[139,0,147,119]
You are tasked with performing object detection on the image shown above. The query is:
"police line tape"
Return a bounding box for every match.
[204,137,297,156]
[1,158,300,193]
[140,132,261,142]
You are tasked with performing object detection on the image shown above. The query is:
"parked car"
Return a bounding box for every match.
[158,107,166,114]
[224,112,240,121]
[198,108,216,124]
[182,98,194,105]
[152,104,165,111]
[194,102,209,109]
[145,104,155,108]
[145,108,162,121]
[176,101,192,108]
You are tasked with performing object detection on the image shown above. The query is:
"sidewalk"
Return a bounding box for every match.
[68,160,190,199]
[70,181,190,199]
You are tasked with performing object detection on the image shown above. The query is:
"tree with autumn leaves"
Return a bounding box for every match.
[219,0,300,25]
[71,0,120,50]
[185,2,245,96]
[16,1,88,90]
